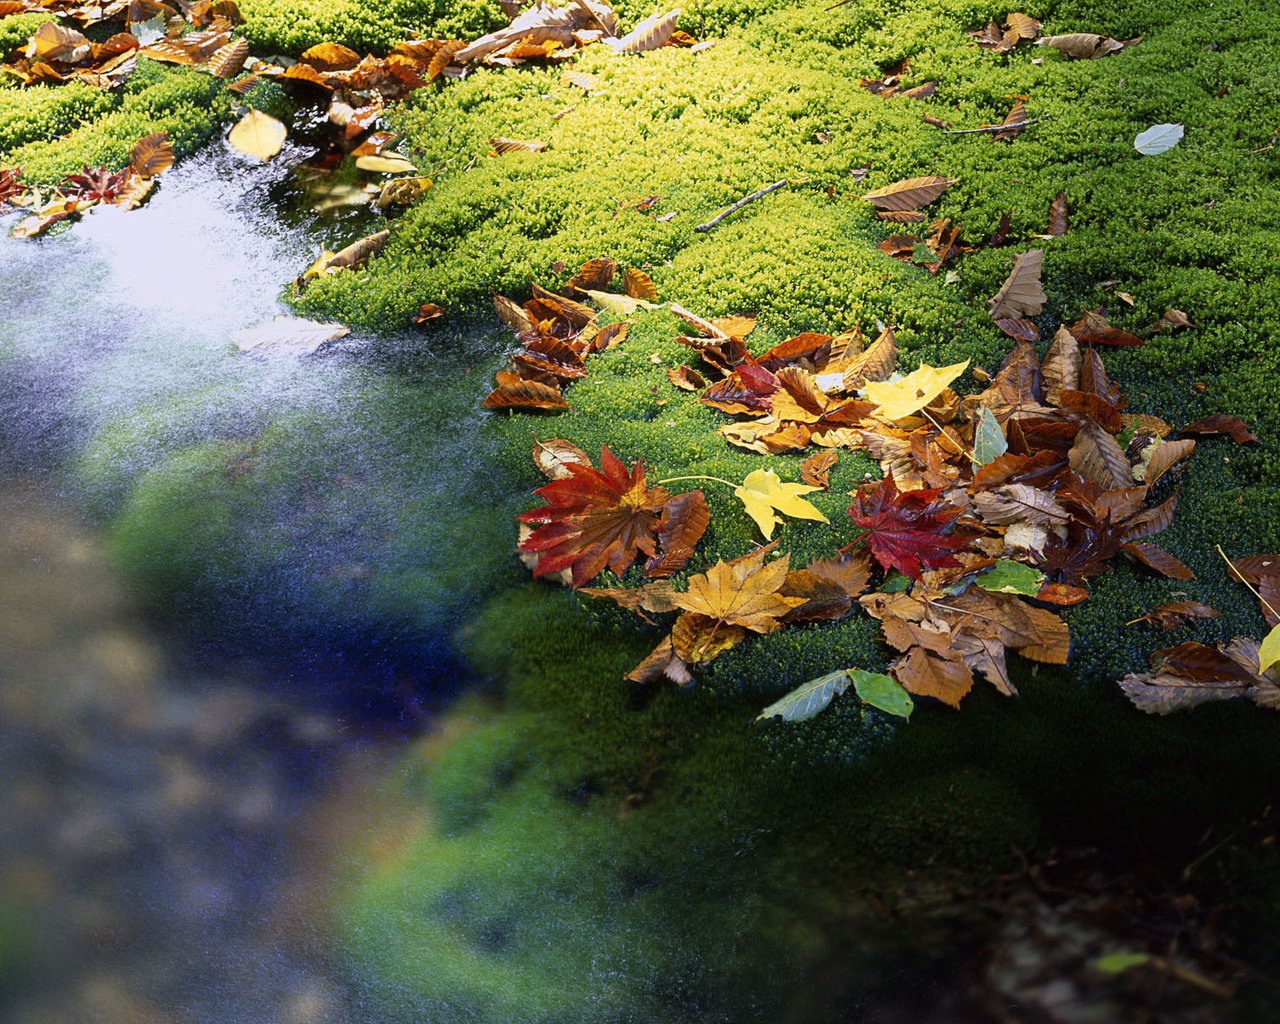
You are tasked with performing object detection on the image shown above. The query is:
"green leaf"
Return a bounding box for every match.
[977,559,1045,596]
[880,572,913,594]
[1259,623,1280,674]
[756,669,850,723]
[1094,952,1152,975]
[973,405,1007,466]
[850,669,913,720]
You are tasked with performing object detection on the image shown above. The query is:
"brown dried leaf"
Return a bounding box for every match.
[988,249,1045,320]
[862,175,955,212]
[482,379,567,412]
[129,132,174,178]
[1121,542,1196,581]
[532,437,591,480]
[491,136,548,154]
[1178,415,1258,444]
[1037,32,1126,59]
[894,646,974,708]
[1047,192,1068,236]
[1069,419,1131,489]
[565,257,617,293]
[1042,325,1080,391]
[610,8,681,53]
[799,450,838,489]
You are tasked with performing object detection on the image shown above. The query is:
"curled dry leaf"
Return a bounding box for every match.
[129,132,174,178]
[1037,32,1127,59]
[531,438,591,480]
[490,137,548,154]
[800,450,838,489]
[666,365,706,391]
[610,8,681,54]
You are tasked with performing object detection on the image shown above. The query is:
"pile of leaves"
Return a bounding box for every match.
[0,132,172,236]
[968,11,1140,59]
[481,259,660,412]
[501,252,1270,722]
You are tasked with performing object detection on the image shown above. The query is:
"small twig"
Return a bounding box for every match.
[695,179,787,233]
[920,408,978,465]
[941,116,1051,136]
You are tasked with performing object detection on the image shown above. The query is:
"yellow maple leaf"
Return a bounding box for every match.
[673,552,804,633]
[733,468,829,539]
[863,360,969,422]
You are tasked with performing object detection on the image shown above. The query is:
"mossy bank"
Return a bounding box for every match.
[4,0,1280,1018]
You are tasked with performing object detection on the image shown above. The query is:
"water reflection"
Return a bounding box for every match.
[0,477,393,1024]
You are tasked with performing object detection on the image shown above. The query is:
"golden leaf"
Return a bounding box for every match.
[863,360,969,422]
[227,110,287,162]
[129,132,173,178]
[610,8,681,54]
[733,468,829,540]
[622,267,658,301]
[674,552,805,633]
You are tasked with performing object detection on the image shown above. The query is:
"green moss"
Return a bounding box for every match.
[236,0,505,56]
[3,59,230,184]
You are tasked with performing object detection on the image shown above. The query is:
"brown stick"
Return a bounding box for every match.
[941,116,1051,136]
[695,179,787,233]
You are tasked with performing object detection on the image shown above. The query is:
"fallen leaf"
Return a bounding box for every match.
[800,450,838,489]
[674,550,804,632]
[482,379,567,412]
[531,437,591,479]
[1037,32,1126,59]
[847,474,972,578]
[863,360,969,421]
[1134,123,1184,156]
[228,110,287,162]
[895,646,974,707]
[622,267,658,300]
[490,137,548,154]
[862,175,955,212]
[355,153,417,173]
[230,316,349,353]
[1178,415,1258,444]
[733,468,829,539]
[988,249,1045,320]
[610,8,681,53]
[129,132,174,178]
[517,446,669,586]
[1047,192,1068,236]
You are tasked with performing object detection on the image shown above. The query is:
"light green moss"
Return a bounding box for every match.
[2,59,230,184]
[236,0,505,55]
[0,12,51,58]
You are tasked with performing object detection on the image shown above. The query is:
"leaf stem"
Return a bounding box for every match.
[658,474,739,489]
[1215,544,1280,621]
[920,408,978,465]
[941,116,1052,136]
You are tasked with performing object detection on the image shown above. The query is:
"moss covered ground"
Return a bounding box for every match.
[5,0,1280,1017]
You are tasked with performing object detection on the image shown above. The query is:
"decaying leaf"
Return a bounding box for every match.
[1134,123,1184,155]
[1037,33,1128,59]
[609,8,681,54]
[490,137,548,155]
[622,267,658,301]
[230,316,349,353]
[800,450,838,489]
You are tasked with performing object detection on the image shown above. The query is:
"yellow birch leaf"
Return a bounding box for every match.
[863,360,969,421]
[228,110,287,162]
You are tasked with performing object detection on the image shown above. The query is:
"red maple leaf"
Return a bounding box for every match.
[518,446,670,588]
[846,473,974,579]
[59,165,129,202]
